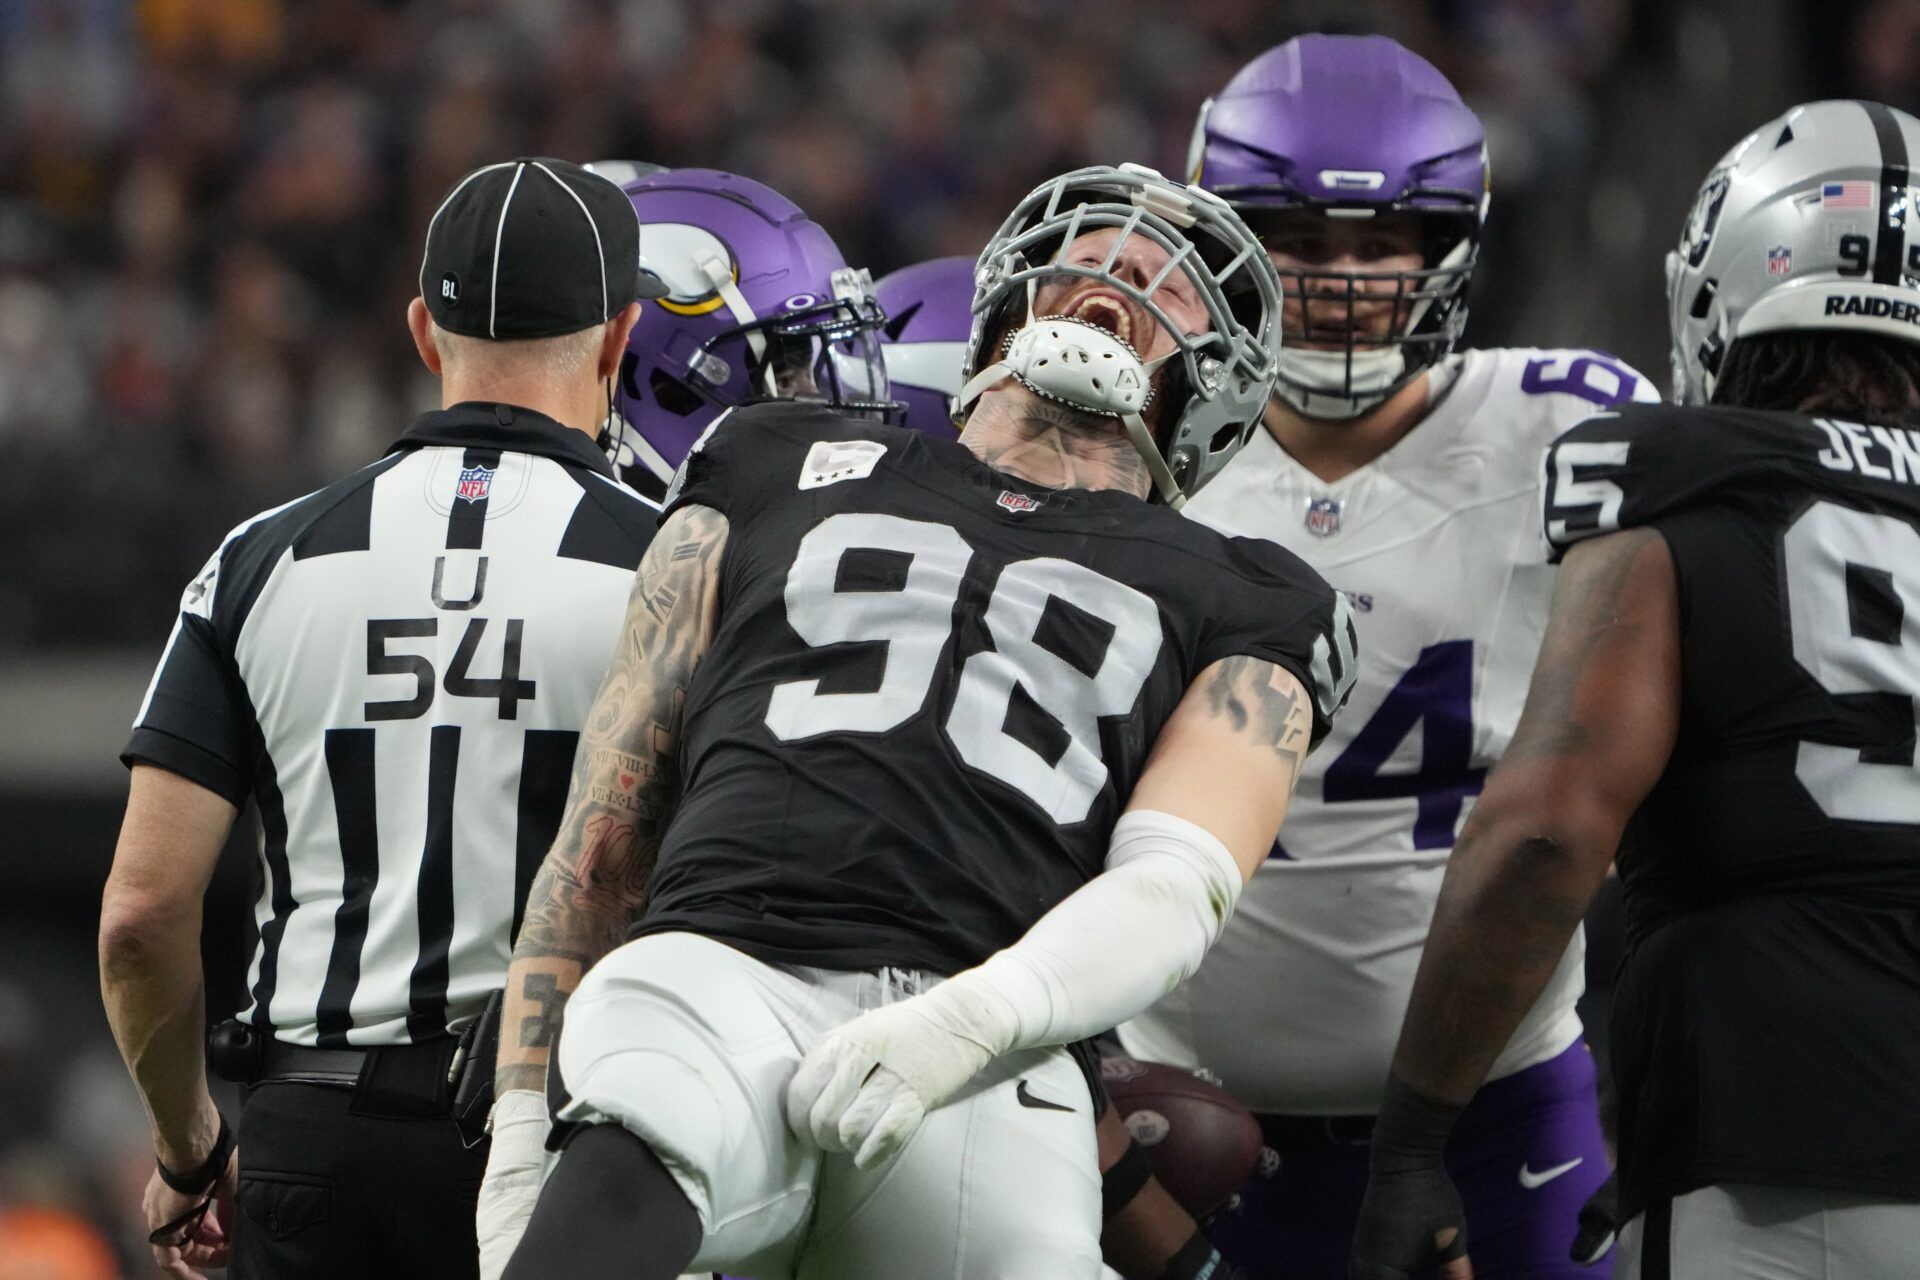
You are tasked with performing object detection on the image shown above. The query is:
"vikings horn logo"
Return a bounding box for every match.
[639,224,742,316]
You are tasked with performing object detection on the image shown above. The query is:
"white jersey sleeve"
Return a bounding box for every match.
[1120,348,1656,1114]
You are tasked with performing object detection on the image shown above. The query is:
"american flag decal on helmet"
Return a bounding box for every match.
[1821,181,1873,209]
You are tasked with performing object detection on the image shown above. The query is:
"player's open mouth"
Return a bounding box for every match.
[1065,292,1134,346]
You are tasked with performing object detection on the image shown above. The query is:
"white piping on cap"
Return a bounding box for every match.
[418,160,517,302]
[489,162,529,338]
[531,160,609,322]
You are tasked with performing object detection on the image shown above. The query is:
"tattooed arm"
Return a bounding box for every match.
[495,503,730,1096]
[1348,528,1679,1280]
[1128,652,1316,876]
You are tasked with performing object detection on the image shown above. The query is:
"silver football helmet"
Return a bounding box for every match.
[1669,99,1920,404]
[959,163,1284,507]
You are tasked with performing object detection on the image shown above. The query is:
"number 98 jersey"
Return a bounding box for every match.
[635,401,1352,977]
[1543,401,1920,1219]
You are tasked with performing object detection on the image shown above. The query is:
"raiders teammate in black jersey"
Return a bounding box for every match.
[481,164,1355,1280]
[1351,101,1920,1280]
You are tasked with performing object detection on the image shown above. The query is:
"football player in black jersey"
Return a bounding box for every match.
[479,163,1358,1280]
[1350,100,1920,1280]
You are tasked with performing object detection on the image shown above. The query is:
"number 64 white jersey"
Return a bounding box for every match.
[1121,347,1657,1115]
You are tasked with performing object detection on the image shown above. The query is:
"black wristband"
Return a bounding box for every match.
[1156,1228,1222,1280]
[156,1111,234,1197]
[1102,1137,1156,1218]
[1369,1072,1464,1172]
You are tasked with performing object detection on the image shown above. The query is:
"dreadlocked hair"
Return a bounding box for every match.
[1713,330,1920,426]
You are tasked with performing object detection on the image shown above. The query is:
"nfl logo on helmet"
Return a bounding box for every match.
[455,465,494,503]
[1304,496,1343,537]
[1766,245,1792,278]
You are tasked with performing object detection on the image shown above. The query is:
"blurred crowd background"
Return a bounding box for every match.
[2,0,1915,1272]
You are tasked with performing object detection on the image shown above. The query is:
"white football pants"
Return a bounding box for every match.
[1618,1182,1920,1278]
[552,932,1102,1280]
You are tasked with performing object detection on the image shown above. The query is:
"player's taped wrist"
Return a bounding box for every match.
[1368,1072,1462,1172]
[476,1089,553,1280]
[1349,1072,1469,1277]
[920,810,1242,1064]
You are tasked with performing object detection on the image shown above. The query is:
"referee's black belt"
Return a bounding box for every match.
[208,1021,457,1090]
[208,1002,498,1137]
[257,1040,370,1087]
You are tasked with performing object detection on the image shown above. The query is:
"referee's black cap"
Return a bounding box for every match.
[419,157,668,341]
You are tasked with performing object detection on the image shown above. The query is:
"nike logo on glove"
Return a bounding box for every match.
[1015,1079,1073,1112]
[1518,1157,1583,1189]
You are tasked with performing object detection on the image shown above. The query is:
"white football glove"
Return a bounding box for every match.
[476,1089,553,1280]
[787,813,1245,1171]
[784,983,1007,1168]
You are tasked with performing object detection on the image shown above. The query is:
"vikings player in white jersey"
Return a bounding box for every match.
[1116,35,1657,1280]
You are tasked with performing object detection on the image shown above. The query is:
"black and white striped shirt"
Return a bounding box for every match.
[124,403,655,1047]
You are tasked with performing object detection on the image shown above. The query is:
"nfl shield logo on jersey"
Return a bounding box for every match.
[997,490,1043,514]
[1304,496,1343,537]
[455,465,494,503]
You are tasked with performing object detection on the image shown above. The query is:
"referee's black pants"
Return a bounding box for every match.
[230,1079,488,1279]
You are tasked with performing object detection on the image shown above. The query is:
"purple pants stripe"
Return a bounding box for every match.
[1210,1040,1614,1279]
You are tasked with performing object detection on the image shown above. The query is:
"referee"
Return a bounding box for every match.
[99,156,667,1279]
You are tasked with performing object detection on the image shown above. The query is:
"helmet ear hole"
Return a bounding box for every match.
[1690,280,1718,320]
[1698,332,1727,377]
[649,367,707,418]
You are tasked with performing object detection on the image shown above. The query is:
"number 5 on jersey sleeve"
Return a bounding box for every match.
[1546,440,1631,544]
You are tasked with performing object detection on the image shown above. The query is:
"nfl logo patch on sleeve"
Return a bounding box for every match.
[798,439,888,490]
[996,490,1043,514]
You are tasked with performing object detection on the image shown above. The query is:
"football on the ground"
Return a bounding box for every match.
[1101,1056,1264,1218]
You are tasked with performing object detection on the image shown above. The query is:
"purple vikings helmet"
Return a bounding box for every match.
[605,168,896,495]
[873,257,975,439]
[1190,35,1489,419]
